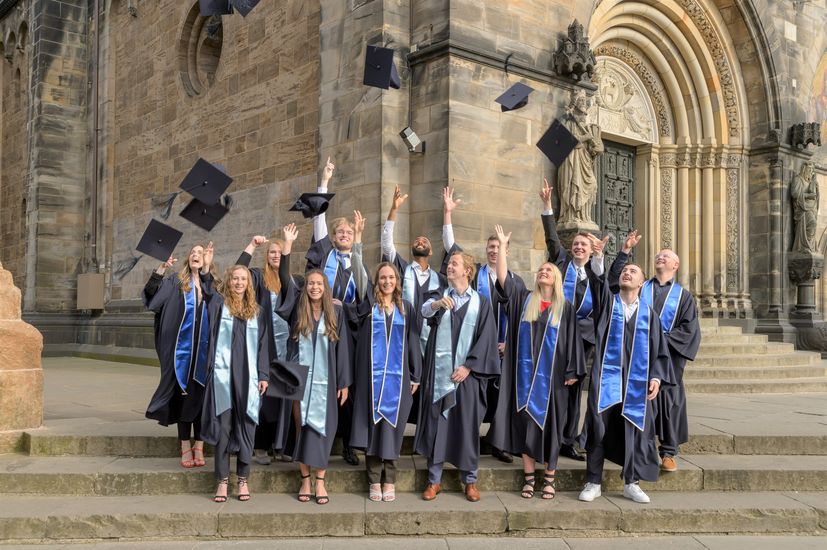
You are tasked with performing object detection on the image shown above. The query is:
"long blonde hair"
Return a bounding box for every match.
[523,262,564,326]
[178,244,204,293]
[262,239,284,294]
[293,269,339,342]
[221,265,259,320]
[372,262,405,315]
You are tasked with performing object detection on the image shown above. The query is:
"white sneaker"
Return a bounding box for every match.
[253,449,271,465]
[623,482,650,503]
[578,482,602,502]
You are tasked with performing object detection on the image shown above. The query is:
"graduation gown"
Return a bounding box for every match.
[489,279,586,465]
[413,289,500,472]
[143,272,211,426]
[276,252,353,469]
[305,236,370,304]
[585,279,674,483]
[346,297,422,460]
[200,294,271,466]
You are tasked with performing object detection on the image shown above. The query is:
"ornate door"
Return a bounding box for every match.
[596,141,635,262]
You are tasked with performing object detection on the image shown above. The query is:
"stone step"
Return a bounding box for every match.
[1,454,826,496]
[692,353,822,368]
[699,334,768,344]
[695,342,797,356]
[0,491,823,542]
[684,365,827,380]
[700,325,744,335]
[685,377,827,393]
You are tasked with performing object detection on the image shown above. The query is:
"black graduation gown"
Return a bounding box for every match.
[345,297,422,460]
[276,252,353,469]
[413,289,500,472]
[143,272,211,426]
[585,279,674,483]
[489,278,586,465]
[306,236,371,303]
[200,294,271,466]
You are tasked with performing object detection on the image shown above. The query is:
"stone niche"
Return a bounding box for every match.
[0,261,43,432]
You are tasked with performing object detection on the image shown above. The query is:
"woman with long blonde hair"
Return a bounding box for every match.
[492,224,585,501]
[143,242,215,470]
[200,263,271,503]
[274,223,352,506]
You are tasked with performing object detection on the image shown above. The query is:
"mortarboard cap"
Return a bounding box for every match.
[266,359,309,400]
[136,219,184,263]
[230,0,260,17]
[179,158,233,205]
[289,192,335,219]
[363,45,401,90]
[179,197,230,232]
[199,0,233,16]
[536,119,580,167]
[495,82,534,112]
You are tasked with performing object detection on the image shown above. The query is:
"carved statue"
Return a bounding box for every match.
[556,91,604,226]
[553,20,597,82]
[791,162,819,254]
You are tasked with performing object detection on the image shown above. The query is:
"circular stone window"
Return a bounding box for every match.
[178,3,223,97]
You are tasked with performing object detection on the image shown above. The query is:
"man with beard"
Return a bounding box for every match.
[441,187,526,464]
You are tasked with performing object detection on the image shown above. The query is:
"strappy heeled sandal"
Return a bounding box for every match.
[315,475,329,505]
[542,473,556,500]
[192,444,206,467]
[297,474,312,503]
[180,447,195,469]
[382,483,396,502]
[237,476,251,502]
[520,474,536,499]
[368,483,382,502]
[213,477,229,503]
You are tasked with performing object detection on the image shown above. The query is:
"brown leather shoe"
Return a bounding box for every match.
[465,483,481,502]
[661,456,678,472]
[422,483,441,501]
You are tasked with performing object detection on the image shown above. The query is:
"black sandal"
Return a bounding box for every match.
[237,476,251,502]
[213,477,229,503]
[542,473,556,500]
[297,474,312,503]
[520,474,535,499]
[315,475,329,505]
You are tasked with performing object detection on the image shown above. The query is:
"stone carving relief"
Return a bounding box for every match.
[791,162,820,255]
[726,168,740,292]
[790,122,822,150]
[553,20,597,82]
[660,168,674,250]
[593,58,656,144]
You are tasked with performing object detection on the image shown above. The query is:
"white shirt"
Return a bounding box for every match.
[382,220,434,285]
[421,286,472,318]
[622,298,640,322]
[313,185,330,241]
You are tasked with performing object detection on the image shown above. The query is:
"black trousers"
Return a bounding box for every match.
[177,417,202,441]
[214,411,251,480]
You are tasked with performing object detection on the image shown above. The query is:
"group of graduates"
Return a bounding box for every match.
[143,158,700,505]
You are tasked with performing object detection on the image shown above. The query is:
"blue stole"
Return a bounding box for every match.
[298,314,330,436]
[476,264,507,344]
[269,291,290,360]
[597,296,651,431]
[515,294,561,429]
[433,287,480,418]
[640,280,683,333]
[371,304,406,427]
[174,281,209,392]
[324,249,356,304]
[213,305,261,424]
[403,263,440,356]
[562,262,593,320]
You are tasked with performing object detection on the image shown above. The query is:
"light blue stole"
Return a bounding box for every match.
[269,291,290,359]
[174,281,209,391]
[477,264,507,343]
[597,295,650,431]
[433,287,480,418]
[562,262,593,320]
[213,305,261,424]
[640,280,683,333]
[298,314,330,436]
[324,249,356,303]
[371,304,406,427]
[403,263,440,356]
[515,294,561,429]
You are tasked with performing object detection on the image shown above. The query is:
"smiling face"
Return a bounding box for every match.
[571,234,591,262]
[332,220,354,251]
[377,265,398,297]
[305,272,326,302]
[486,238,502,267]
[536,262,556,289]
[619,264,645,291]
[188,246,205,271]
[411,236,432,258]
[230,267,249,296]
[654,249,679,276]
[446,253,470,284]
[266,242,282,269]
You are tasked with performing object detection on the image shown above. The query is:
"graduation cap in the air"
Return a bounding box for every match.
[230,0,260,17]
[495,82,534,112]
[136,219,184,263]
[363,45,401,90]
[179,196,231,231]
[199,0,233,16]
[179,158,234,205]
[266,359,309,400]
[536,119,579,167]
[289,192,335,219]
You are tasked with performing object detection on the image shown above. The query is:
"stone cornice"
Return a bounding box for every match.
[408,38,597,92]
[0,0,20,20]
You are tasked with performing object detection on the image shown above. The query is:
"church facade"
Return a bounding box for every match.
[0,0,825,354]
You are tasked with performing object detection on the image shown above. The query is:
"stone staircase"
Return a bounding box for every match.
[685,318,827,393]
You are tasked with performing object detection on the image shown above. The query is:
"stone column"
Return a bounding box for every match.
[0,262,44,436]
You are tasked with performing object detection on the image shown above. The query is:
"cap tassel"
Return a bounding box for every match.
[152,192,181,220]
[112,255,143,281]
[221,193,234,211]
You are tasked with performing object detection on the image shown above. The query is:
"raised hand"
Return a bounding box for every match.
[250,235,267,248]
[587,233,610,256]
[493,224,511,246]
[622,230,642,254]
[353,210,366,243]
[321,156,335,186]
[203,241,214,270]
[157,256,177,274]
[443,187,462,213]
[392,185,408,211]
[539,177,553,208]
[283,223,298,243]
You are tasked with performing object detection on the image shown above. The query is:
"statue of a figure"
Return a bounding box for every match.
[557,91,604,226]
[791,162,819,254]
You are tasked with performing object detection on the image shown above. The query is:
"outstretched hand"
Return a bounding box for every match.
[321,156,335,186]
[443,187,461,213]
[203,241,214,270]
[392,185,408,210]
[250,235,267,248]
[493,224,511,246]
[539,177,553,208]
[587,233,610,256]
[282,224,298,255]
[623,230,642,254]
[158,256,177,274]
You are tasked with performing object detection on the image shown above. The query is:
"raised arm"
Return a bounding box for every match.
[608,230,640,292]
[313,156,335,241]
[351,210,369,300]
[237,235,266,266]
[442,186,461,252]
[586,233,609,278]
[493,224,511,289]
[540,178,566,265]
[279,223,298,292]
[382,185,407,262]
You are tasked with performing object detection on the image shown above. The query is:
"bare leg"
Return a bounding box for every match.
[520,454,536,498]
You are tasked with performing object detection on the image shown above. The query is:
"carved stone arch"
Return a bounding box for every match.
[593,56,659,145]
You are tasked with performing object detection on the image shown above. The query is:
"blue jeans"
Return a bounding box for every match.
[427,458,477,485]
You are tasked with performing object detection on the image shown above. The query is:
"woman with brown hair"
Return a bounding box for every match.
[200,264,271,503]
[275,223,352,505]
[143,242,215,470]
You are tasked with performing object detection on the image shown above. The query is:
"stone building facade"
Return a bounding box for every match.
[0,0,825,354]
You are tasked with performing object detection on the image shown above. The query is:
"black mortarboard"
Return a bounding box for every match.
[179,197,230,232]
[266,359,309,400]
[136,219,183,263]
[495,82,534,112]
[289,192,335,219]
[363,45,401,90]
[179,158,233,205]
[229,0,260,16]
[536,119,580,167]
[199,0,233,16]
